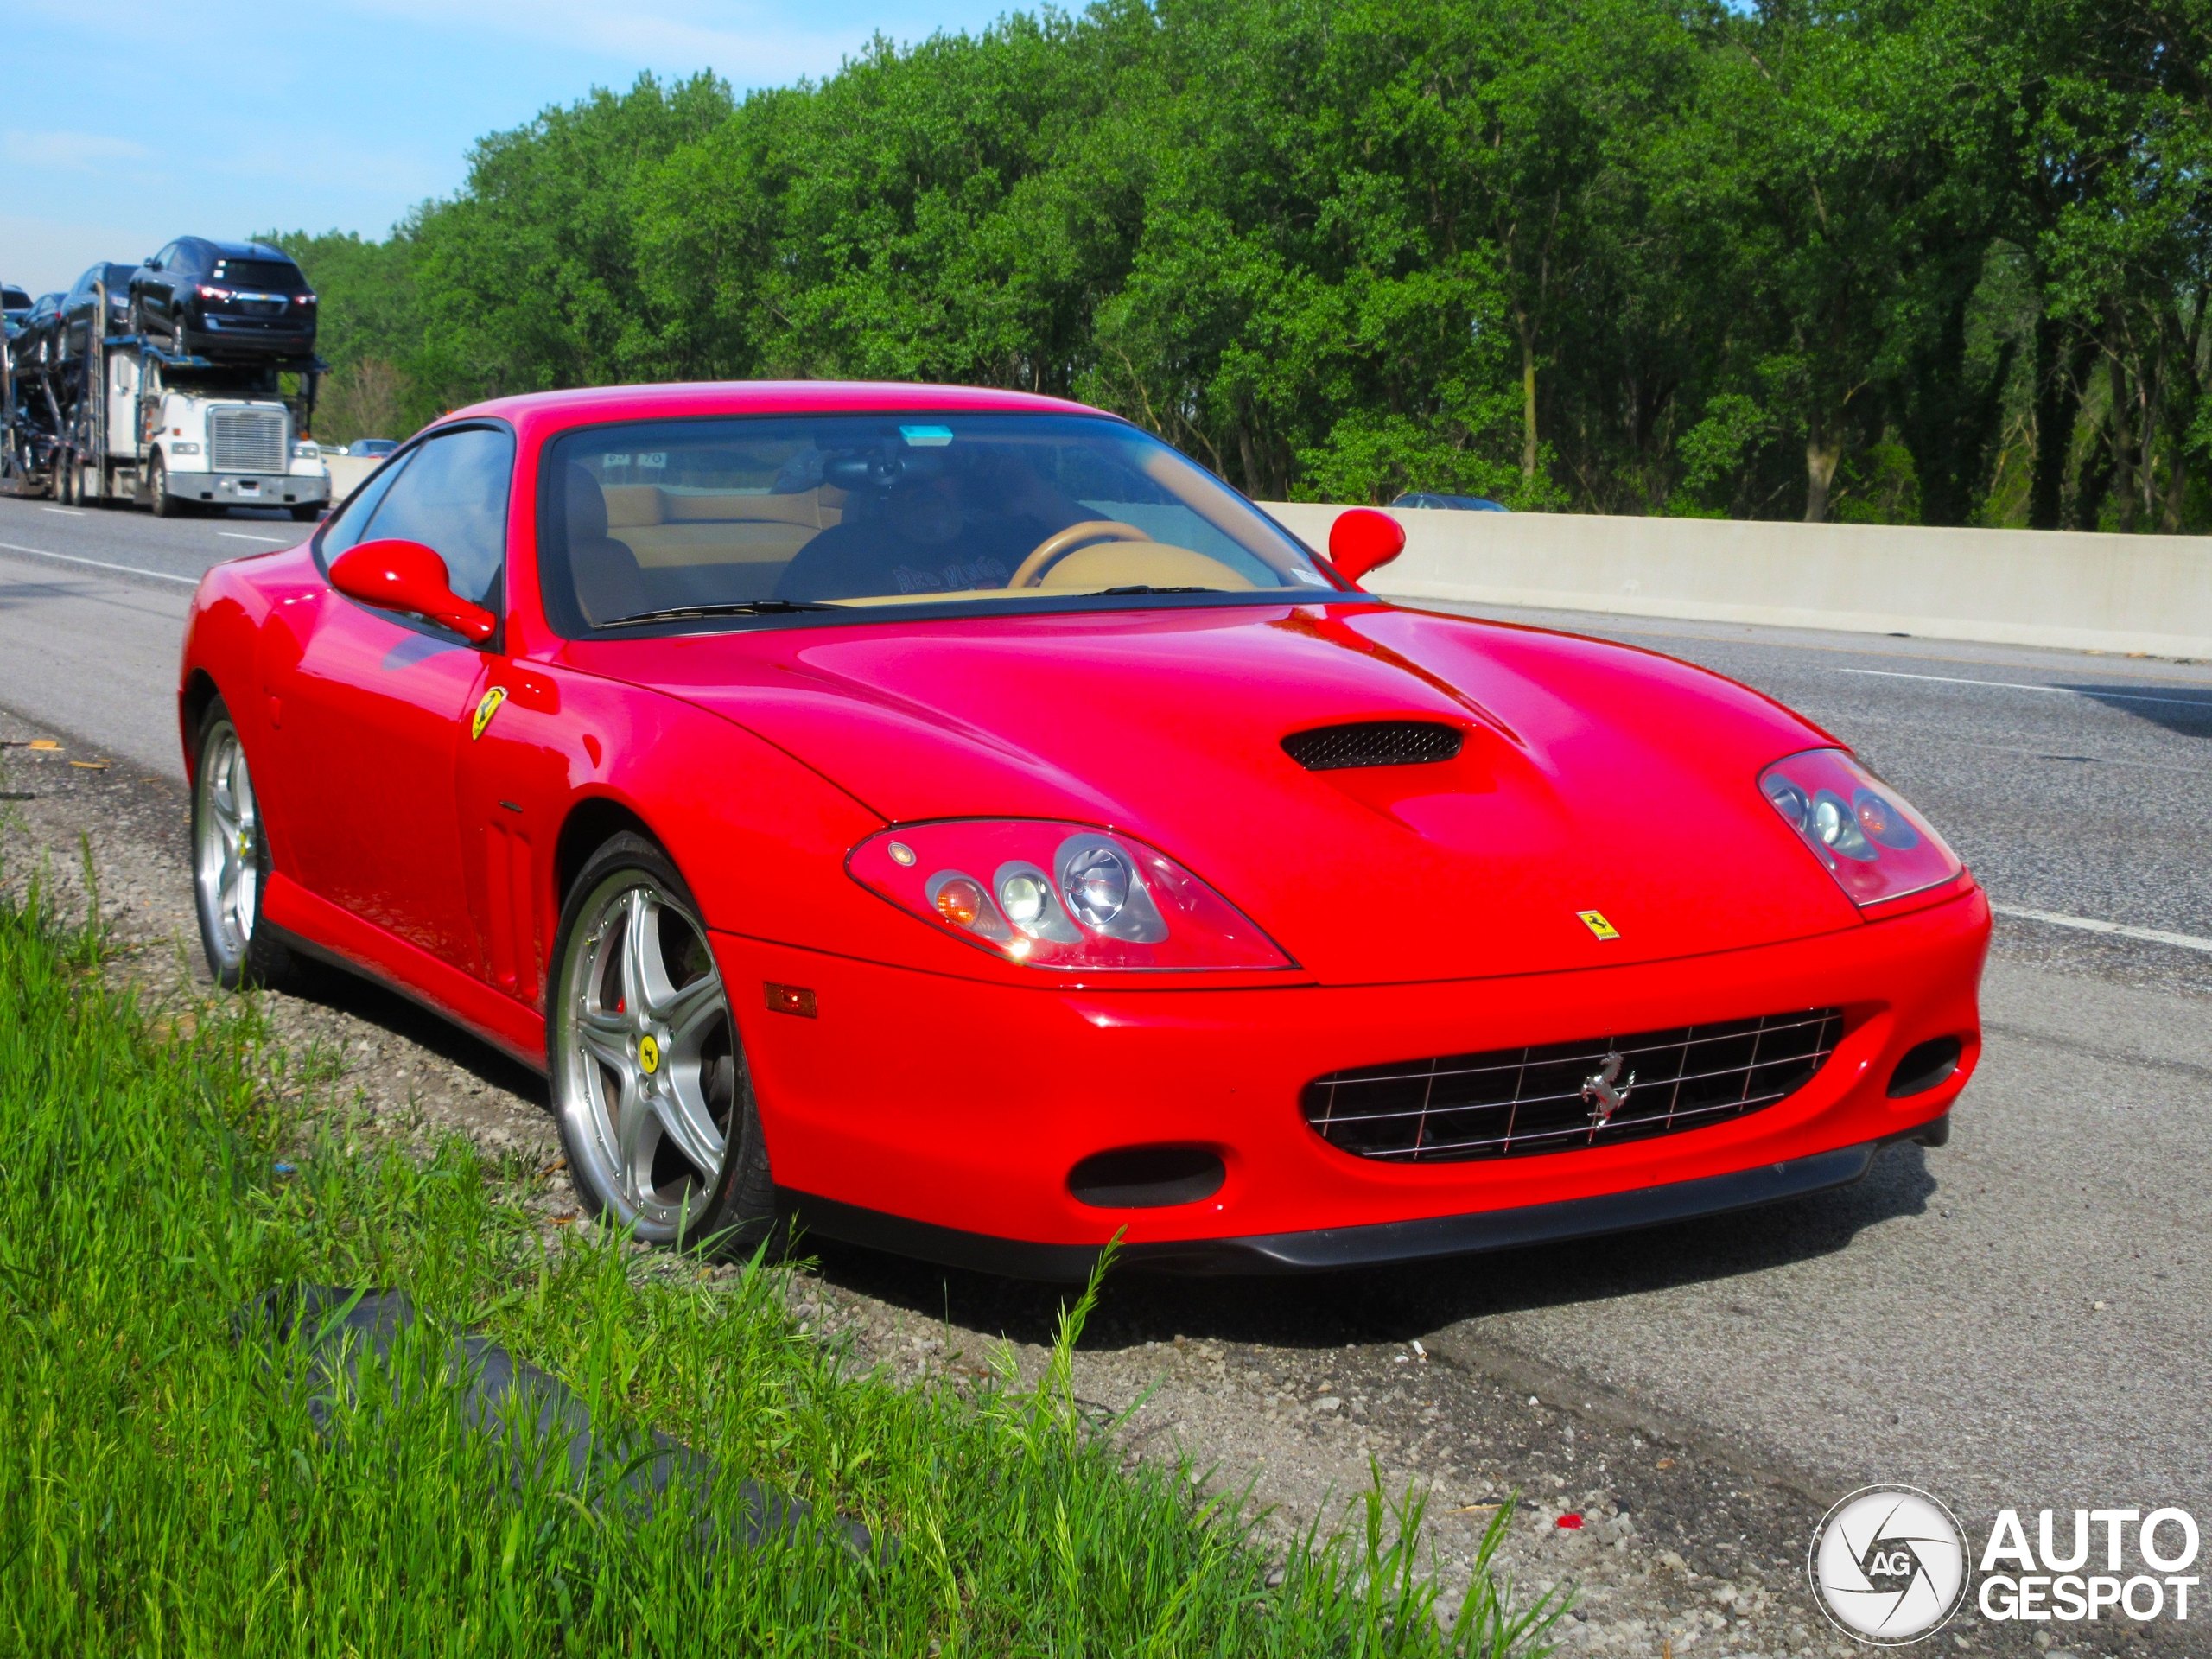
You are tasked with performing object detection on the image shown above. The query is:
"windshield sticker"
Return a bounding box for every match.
[899,424,955,447]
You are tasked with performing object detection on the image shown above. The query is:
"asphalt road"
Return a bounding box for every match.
[0,495,303,776]
[4,492,2210,1541]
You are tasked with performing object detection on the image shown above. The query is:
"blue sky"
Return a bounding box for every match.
[3,0,1014,297]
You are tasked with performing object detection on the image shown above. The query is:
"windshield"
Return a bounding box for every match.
[538,412,1336,633]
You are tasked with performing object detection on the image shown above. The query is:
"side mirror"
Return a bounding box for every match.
[1327,507,1408,587]
[329,538,496,643]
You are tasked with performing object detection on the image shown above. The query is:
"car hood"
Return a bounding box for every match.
[574,602,1864,986]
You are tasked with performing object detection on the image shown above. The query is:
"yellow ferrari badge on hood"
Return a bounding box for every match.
[1577,909,1620,941]
[471,686,508,741]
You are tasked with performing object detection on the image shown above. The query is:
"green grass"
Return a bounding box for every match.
[0,871,1569,1656]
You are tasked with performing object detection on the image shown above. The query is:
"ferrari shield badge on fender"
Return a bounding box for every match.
[471,685,508,741]
[1577,909,1620,941]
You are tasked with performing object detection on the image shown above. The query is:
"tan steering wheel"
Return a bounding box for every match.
[1007,520,1153,588]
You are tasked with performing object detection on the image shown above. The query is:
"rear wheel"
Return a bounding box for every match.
[289,502,321,523]
[191,698,296,990]
[550,833,777,1254]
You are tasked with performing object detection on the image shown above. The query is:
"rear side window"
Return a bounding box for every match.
[2,287,29,311]
[352,426,514,607]
[210,259,306,293]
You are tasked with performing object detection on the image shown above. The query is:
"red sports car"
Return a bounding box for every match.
[180,382,1987,1276]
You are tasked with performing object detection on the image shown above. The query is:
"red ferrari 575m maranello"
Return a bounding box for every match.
[179,381,1987,1276]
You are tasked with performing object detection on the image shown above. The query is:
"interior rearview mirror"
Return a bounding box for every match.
[329,538,496,643]
[1327,507,1408,587]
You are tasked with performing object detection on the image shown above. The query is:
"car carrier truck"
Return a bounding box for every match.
[1,275,329,518]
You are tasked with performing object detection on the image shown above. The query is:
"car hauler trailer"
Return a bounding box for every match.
[2,277,330,518]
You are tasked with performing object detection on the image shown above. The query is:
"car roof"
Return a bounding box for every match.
[191,238,294,262]
[447,379,1109,430]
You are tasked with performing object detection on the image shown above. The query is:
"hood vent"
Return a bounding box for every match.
[1282,721,1464,772]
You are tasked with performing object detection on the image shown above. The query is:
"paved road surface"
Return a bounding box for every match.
[0,496,302,775]
[4,492,2209,1529]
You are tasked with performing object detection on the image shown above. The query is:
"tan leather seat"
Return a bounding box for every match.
[1034,543,1253,590]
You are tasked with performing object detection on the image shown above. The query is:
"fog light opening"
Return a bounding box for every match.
[1887,1035,1962,1099]
[1067,1146,1225,1210]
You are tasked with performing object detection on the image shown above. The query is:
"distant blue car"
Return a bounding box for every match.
[1392,493,1509,512]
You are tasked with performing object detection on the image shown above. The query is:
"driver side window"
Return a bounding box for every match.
[323,426,515,608]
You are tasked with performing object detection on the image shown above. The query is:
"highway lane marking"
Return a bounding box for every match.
[39,507,84,518]
[1993,905,2212,956]
[218,532,290,543]
[1839,666,2212,711]
[0,543,199,586]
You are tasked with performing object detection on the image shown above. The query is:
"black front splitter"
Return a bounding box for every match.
[783,1118,1944,1281]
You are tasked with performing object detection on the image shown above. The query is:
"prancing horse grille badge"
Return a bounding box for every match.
[1581,1052,1636,1127]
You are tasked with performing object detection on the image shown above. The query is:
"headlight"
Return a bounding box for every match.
[849,820,1293,970]
[293,442,318,459]
[170,442,200,455]
[1759,748,1961,906]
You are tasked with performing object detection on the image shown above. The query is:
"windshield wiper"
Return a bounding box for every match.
[594,600,829,628]
[1095,585,1222,596]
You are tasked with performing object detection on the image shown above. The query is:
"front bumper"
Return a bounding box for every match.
[714,885,1988,1277]
[167,469,328,506]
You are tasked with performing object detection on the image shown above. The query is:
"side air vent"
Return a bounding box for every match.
[1281,721,1464,772]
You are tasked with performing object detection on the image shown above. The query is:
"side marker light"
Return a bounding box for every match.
[765,983,817,1018]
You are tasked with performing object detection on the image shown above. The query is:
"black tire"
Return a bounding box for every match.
[150,454,180,518]
[289,502,321,523]
[549,832,778,1255]
[190,696,297,991]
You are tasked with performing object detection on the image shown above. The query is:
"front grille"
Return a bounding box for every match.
[1302,1008,1844,1164]
[209,406,285,473]
[1282,721,1463,771]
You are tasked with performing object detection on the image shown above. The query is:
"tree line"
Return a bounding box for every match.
[283,0,2212,530]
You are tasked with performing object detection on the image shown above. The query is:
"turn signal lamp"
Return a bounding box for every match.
[1758,749,1961,906]
[849,820,1294,971]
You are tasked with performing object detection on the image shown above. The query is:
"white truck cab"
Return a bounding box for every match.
[103,346,329,518]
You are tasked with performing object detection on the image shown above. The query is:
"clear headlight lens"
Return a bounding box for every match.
[851,820,1292,971]
[1062,843,1131,928]
[1759,748,1960,906]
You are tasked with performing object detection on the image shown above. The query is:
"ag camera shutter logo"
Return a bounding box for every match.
[1809,1485,1970,1643]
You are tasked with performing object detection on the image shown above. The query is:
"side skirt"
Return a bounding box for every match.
[263,872,548,1074]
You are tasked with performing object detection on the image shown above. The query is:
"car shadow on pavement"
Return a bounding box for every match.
[804,1141,1938,1355]
[2058,683,2212,739]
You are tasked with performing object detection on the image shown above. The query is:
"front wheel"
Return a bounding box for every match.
[192,698,296,989]
[550,833,777,1253]
[150,454,180,518]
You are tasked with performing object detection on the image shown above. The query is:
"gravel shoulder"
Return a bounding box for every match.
[3,709,2189,1659]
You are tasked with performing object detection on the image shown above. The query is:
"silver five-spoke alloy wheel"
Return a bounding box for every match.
[555,869,740,1242]
[194,715,262,976]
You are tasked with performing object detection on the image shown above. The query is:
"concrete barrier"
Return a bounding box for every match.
[1259,503,2212,658]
